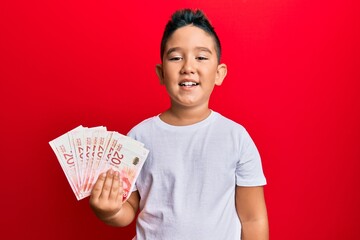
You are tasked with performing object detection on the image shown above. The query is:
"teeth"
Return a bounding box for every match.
[179,82,199,86]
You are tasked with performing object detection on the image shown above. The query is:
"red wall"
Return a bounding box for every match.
[1,0,359,239]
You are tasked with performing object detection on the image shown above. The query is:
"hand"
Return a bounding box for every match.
[89,169,124,221]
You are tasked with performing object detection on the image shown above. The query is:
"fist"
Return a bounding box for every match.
[89,169,124,221]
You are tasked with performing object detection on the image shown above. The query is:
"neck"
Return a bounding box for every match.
[160,104,211,126]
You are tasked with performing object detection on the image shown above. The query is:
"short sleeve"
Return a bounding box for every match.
[131,184,138,192]
[236,129,267,186]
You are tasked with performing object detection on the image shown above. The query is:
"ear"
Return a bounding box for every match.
[215,63,227,86]
[156,64,165,85]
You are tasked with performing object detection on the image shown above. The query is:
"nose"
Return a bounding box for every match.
[180,58,195,74]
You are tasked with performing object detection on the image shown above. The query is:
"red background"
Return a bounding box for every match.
[1,0,359,239]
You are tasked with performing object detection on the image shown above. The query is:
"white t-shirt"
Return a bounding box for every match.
[128,111,266,240]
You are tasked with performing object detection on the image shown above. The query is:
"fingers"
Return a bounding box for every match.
[91,171,107,199]
[109,171,123,202]
[99,169,114,199]
[89,169,124,221]
[96,169,122,201]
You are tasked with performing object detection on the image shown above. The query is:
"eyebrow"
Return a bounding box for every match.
[166,47,213,56]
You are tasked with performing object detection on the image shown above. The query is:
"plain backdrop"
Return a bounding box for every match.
[1,0,359,239]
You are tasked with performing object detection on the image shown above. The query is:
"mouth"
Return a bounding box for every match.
[178,81,199,87]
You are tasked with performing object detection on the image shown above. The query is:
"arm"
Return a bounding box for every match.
[236,186,269,240]
[89,169,140,227]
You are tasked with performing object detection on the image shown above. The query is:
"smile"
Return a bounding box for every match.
[179,82,199,87]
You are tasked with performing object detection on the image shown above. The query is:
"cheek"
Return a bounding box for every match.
[163,66,179,78]
[203,62,218,73]
[163,72,177,83]
[201,67,218,79]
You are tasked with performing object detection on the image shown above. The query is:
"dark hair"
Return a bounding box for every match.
[160,9,222,63]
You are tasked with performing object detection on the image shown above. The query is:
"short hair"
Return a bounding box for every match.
[160,9,222,63]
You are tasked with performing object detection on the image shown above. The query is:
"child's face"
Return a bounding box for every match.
[156,25,227,109]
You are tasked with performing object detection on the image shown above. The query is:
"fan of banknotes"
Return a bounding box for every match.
[49,125,149,201]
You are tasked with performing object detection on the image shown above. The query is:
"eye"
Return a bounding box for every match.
[196,56,208,61]
[169,56,182,61]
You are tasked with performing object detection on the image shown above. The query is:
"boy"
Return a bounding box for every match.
[90,9,269,240]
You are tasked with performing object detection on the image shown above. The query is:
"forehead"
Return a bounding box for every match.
[165,25,216,51]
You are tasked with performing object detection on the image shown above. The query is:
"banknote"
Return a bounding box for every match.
[49,126,149,201]
[49,126,84,200]
[99,134,149,201]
